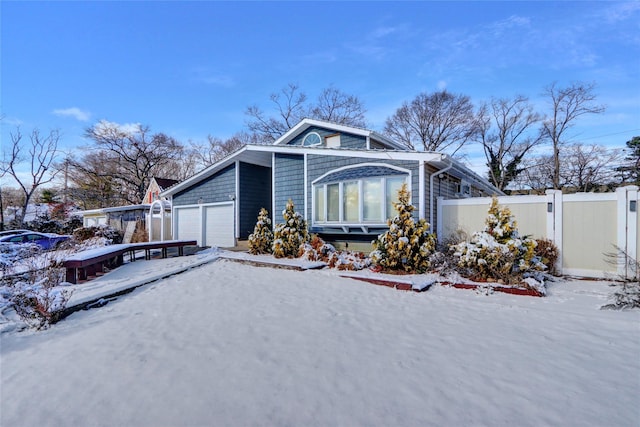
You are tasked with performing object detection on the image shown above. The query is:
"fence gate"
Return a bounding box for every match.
[437,185,639,279]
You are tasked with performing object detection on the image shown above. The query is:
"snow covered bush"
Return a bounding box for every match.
[326,250,371,271]
[248,208,274,255]
[298,234,335,261]
[370,183,437,273]
[24,209,83,235]
[602,247,640,310]
[9,270,72,329]
[452,197,543,284]
[73,225,122,244]
[1,243,72,329]
[535,238,559,275]
[298,235,370,270]
[272,200,309,258]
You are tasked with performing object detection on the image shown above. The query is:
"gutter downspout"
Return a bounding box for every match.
[429,155,454,228]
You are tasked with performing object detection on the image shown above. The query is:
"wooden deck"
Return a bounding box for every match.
[63,240,198,284]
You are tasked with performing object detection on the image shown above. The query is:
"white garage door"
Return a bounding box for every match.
[204,203,235,247]
[175,207,201,244]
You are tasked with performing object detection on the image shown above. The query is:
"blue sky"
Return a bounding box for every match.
[2,1,639,181]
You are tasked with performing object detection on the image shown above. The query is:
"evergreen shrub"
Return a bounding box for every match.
[248,208,274,255]
[370,183,437,273]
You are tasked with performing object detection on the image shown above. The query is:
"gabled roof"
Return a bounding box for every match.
[79,204,151,216]
[152,177,179,190]
[161,119,503,198]
[272,118,406,150]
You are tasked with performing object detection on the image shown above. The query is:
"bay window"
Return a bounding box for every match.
[327,183,339,221]
[313,165,409,225]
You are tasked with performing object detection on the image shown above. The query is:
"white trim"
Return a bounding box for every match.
[311,162,412,185]
[436,196,444,239]
[312,175,408,228]
[163,144,426,198]
[148,199,168,242]
[418,161,425,220]
[161,145,251,197]
[438,194,546,206]
[626,187,638,278]
[78,204,151,216]
[304,153,308,221]
[616,186,639,279]
[257,144,440,162]
[235,160,240,239]
[301,131,322,147]
[161,140,499,199]
[616,187,628,278]
[544,190,563,274]
[271,153,276,225]
[272,118,404,150]
[429,158,453,227]
[173,201,235,247]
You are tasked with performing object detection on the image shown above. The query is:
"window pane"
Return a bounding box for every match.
[386,177,406,219]
[343,181,359,222]
[363,178,382,222]
[314,186,325,222]
[327,183,339,221]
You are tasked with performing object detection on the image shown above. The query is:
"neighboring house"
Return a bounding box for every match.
[80,205,150,228]
[144,177,178,241]
[161,119,502,248]
[143,177,179,204]
[80,178,177,242]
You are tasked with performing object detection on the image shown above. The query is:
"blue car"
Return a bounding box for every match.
[0,232,71,250]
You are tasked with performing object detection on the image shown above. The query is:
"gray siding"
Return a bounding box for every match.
[238,162,271,239]
[274,153,305,222]
[287,126,367,149]
[173,164,236,206]
[369,139,387,150]
[307,155,421,224]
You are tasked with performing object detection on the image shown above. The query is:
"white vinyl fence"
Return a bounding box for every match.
[436,186,639,279]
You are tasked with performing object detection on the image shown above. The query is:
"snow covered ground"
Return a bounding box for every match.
[1,251,639,426]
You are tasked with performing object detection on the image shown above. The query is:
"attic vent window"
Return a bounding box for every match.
[302,132,322,146]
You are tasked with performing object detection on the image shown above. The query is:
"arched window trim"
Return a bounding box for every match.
[312,163,411,185]
[312,163,412,227]
[302,131,323,147]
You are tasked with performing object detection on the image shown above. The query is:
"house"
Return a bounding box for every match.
[144,177,178,241]
[161,119,502,249]
[143,177,179,204]
[79,178,178,242]
[80,204,150,242]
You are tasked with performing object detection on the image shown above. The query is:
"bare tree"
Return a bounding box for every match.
[190,131,261,169]
[514,143,621,192]
[560,144,622,192]
[541,82,605,189]
[246,83,309,143]
[73,121,186,205]
[310,86,367,128]
[246,83,368,143]
[3,127,60,227]
[384,90,477,155]
[476,95,543,191]
[65,151,122,209]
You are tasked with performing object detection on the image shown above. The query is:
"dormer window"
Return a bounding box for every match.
[302,132,322,146]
